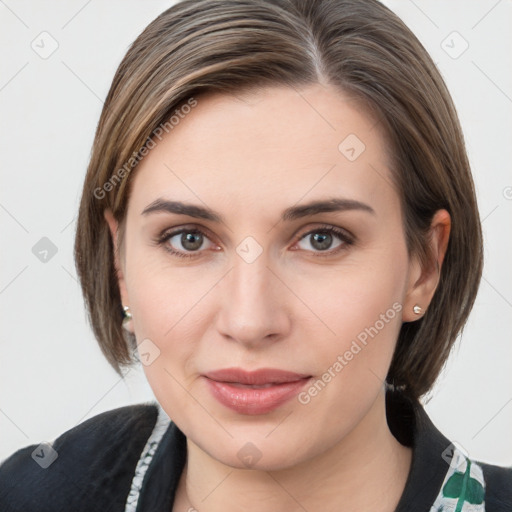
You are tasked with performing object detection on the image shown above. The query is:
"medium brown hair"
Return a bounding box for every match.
[74,0,483,399]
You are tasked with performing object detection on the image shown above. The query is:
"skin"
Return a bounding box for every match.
[105,83,450,512]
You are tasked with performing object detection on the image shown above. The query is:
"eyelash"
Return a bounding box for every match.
[155,224,354,259]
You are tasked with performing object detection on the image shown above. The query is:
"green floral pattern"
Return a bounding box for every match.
[430,446,486,511]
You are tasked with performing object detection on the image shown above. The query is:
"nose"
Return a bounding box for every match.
[214,256,292,348]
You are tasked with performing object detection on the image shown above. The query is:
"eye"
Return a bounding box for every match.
[293,225,353,255]
[157,227,217,258]
[156,224,353,259]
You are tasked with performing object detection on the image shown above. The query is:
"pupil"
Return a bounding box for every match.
[312,232,332,251]
[182,232,202,250]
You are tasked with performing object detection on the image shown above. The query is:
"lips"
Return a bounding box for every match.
[203,367,312,415]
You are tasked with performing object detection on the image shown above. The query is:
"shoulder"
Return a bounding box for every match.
[0,403,160,512]
[480,460,512,511]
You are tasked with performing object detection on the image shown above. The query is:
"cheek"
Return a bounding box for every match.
[295,244,407,345]
[123,242,246,423]
[124,240,214,341]
[290,245,407,404]
[129,289,201,426]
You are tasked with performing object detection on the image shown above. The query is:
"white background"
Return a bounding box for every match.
[1,1,511,465]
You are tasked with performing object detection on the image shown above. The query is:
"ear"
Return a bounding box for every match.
[104,209,131,321]
[402,209,451,322]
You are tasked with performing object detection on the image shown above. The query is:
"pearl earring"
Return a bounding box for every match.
[413,305,422,315]
[122,306,133,331]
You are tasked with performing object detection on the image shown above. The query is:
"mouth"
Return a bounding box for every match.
[203,367,312,415]
[225,382,283,389]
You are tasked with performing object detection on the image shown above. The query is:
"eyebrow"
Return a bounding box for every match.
[141,197,375,223]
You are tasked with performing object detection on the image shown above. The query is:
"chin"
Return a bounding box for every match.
[196,432,312,472]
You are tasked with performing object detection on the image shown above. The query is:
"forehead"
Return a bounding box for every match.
[129,84,398,221]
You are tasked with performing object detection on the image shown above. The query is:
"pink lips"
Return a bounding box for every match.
[203,368,312,415]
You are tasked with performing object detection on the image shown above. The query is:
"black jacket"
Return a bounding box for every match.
[1,389,511,511]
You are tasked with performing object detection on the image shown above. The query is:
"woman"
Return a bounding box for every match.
[1,0,510,510]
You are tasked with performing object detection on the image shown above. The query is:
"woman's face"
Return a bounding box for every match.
[111,84,425,470]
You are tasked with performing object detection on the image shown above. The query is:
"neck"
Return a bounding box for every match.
[173,389,412,512]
